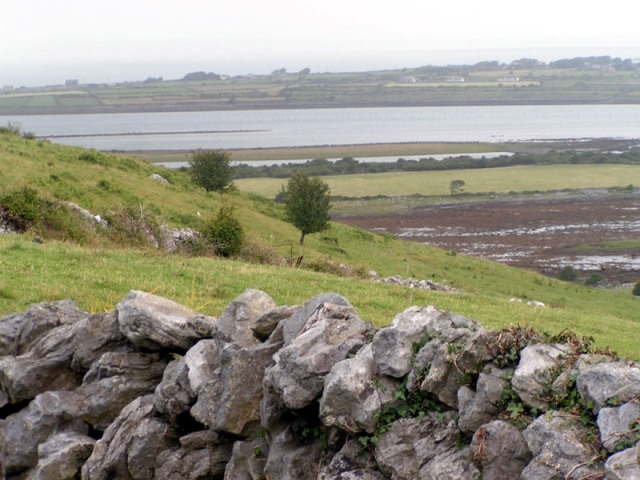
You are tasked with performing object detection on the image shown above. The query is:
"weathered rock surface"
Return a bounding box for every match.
[374,414,480,480]
[458,366,511,434]
[575,358,640,412]
[214,288,277,347]
[511,343,572,411]
[470,420,532,480]
[116,290,215,351]
[265,302,367,410]
[1,290,639,480]
[605,447,640,480]
[28,431,95,480]
[598,400,640,452]
[521,411,604,479]
[156,429,234,480]
[320,344,397,434]
[81,395,174,480]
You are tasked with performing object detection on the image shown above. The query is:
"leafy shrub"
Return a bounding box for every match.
[303,257,368,278]
[633,281,640,297]
[104,203,163,247]
[0,187,91,243]
[239,242,285,266]
[79,151,100,163]
[584,273,603,287]
[0,122,23,136]
[558,266,578,281]
[202,204,244,257]
[0,187,43,231]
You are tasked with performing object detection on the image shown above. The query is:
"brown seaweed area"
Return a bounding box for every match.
[337,192,640,285]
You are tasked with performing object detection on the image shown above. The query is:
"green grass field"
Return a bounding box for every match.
[235,164,640,198]
[1,132,639,358]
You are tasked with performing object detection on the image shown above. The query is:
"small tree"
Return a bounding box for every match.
[202,204,244,257]
[189,149,234,193]
[633,281,640,297]
[449,179,465,196]
[283,172,331,245]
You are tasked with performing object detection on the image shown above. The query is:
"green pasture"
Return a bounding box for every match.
[1,233,638,359]
[235,164,640,198]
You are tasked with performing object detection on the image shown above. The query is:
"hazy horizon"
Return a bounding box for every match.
[5,46,640,89]
[2,0,638,88]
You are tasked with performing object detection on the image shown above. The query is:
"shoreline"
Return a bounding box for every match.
[3,99,639,117]
[128,138,640,163]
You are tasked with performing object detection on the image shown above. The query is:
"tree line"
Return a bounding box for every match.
[232,150,640,179]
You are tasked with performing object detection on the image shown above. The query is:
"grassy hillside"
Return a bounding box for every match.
[1,133,639,358]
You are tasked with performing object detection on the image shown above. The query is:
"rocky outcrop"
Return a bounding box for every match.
[0,290,639,479]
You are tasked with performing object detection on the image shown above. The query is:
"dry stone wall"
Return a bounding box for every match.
[0,289,639,479]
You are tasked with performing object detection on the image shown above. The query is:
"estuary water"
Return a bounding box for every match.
[2,104,640,151]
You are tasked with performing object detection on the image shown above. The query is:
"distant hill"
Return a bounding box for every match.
[2,55,639,114]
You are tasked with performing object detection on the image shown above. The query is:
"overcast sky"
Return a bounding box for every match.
[2,0,638,86]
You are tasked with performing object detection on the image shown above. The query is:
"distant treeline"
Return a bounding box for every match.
[232,150,640,179]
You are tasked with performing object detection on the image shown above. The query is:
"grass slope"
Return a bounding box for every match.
[1,133,639,358]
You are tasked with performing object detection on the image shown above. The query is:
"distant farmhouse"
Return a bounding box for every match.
[445,75,465,82]
[497,76,520,82]
[397,76,417,83]
[65,79,79,87]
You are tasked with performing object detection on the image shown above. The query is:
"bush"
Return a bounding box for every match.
[0,187,43,231]
[585,273,603,287]
[239,242,285,266]
[202,204,244,257]
[0,187,91,243]
[558,266,578,281]
[633,281,640,297]
[104,203,163,247]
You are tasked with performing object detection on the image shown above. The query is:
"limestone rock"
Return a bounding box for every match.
[252,305,299,341]
[27,431,95,480]
[81,395,175,480]
[597,401,640,452]
[372,306,480,379]
[374,413,462,480]
[76,351,168,430]
[223,438,269,480]
[419,446,480,480]
[575,359,640,412]
[1,391,88,476]
[0,320,86,404]
[116,290,215,351]
[265,302,366,410]
[70,311,131,372]
[605,447,640,480]
[319,344,397,434]
[470,420,532,480]
[214,289,277,348]
[458,366,511,434]
[263,425,326,480]
[153,338,226,426]
[318,439,385,480]
[281,292,353,345]
[512,343,572,411]
[12,299,88,355]
[156,429,234,480]
[521,411,604,480]
[191,340,281,436]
